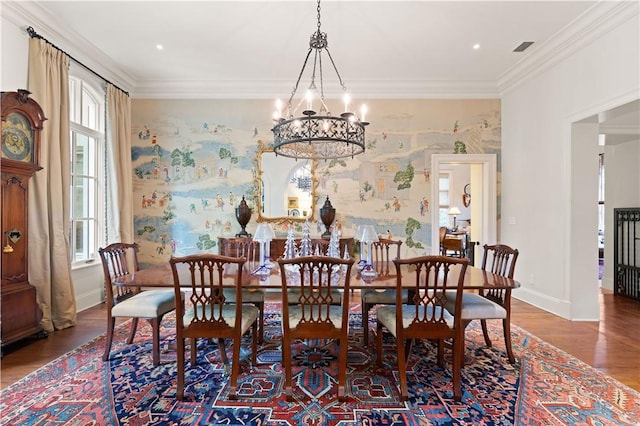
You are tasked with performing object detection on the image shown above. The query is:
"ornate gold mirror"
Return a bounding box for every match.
[254,140,318,224]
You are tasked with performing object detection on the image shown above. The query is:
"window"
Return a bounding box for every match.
[438,172,451,226]
[69,75,105,265]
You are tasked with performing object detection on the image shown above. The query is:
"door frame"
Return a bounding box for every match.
[430,154,497,255]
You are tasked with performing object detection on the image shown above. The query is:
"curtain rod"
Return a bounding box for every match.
[26,26,130,97]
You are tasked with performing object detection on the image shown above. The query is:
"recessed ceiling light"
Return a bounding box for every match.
[473,44,480,50]
[156,44,164,51]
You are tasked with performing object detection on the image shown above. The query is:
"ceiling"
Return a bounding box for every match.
[3,1,638,139]
[8,0,603,98]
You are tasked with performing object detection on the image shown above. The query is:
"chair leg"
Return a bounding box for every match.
[102,316,116,362]
[229,334,241,400]
[502,318,516,364]
[251,322,258,365]
[176,337,185,400]
[337,336,348,401]
[256,301,264,344]
[190,338,197,365]
[282,336,293,401]
[452,334,464,402]
[150,317,161,366]
[480,319,492,347]
[218,338,228,365]
[126,318,139,344]
[397,337,408,401]
[376,321,384,367]
[362,301,371,347]
[404,338,413,362]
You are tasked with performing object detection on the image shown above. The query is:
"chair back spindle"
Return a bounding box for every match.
[371,238,402,276]
[171,254,245,335]
[99,243,141,307]
[480,244,519,304]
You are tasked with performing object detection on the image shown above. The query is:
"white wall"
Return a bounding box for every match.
[1,16,29,91]
[501,7,639,319]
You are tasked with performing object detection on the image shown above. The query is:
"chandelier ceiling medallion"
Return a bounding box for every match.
[271,0,369,160]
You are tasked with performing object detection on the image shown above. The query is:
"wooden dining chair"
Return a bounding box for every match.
[438,226,448,255]
[99,242,179,366]
[376,255,469,401]
[219,237,266,342]
[277,255,355,401]
[444,244,519,363]
[439,226,465,258]
[360,238,406,347]
[170,254,259,400]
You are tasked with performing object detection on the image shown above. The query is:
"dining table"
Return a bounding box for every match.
[113,259,520,292]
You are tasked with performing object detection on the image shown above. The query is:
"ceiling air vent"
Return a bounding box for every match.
[513,41,534,52]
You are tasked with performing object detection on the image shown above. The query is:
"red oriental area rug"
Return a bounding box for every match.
[1,303,638,425]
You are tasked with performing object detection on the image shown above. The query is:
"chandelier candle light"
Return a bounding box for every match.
[271,0,369,160]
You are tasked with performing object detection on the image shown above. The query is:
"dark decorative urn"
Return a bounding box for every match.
[235,195,252,237]
[319,196,336,238]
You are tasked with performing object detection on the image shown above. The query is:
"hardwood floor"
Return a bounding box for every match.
[1,289,638,391]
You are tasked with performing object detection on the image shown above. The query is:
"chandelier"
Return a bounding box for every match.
[271,0,369,160]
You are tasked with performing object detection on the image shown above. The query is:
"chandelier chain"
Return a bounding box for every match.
[271,0,369,160]
[288,48,314,112]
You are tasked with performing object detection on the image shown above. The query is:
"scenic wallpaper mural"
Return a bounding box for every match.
[131,99,501,266]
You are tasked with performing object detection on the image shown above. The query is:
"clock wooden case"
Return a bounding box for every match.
[1,89,47,350]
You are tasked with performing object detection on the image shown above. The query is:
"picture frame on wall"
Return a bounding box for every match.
[288,197,299,208]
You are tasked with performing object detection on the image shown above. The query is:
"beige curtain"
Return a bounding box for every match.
[106,85,134,243]
[27,38,77,332]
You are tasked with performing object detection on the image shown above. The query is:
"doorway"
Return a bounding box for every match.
[431,154,497,259]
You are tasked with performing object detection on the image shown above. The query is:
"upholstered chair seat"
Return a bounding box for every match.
[111,290,177,318]
[444,291,507,319]
[181,304,259,334]
[377,305,453,337]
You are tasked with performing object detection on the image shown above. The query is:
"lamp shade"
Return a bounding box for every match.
[253,223,275,242]
[354,224,364,241]
[360,225,379,243]
[448,206,461,216]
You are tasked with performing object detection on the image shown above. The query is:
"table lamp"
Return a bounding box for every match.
[252,223,275,280]
[359,224,379,282]
[448,206,461,230]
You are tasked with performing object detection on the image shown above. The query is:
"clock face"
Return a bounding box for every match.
[2,112,34,162]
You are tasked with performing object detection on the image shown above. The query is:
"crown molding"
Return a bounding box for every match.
[2,1,137,92]
[131,79,500,100]
[497,1,640,96]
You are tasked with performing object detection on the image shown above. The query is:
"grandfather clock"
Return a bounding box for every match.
[1,89,47,350]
